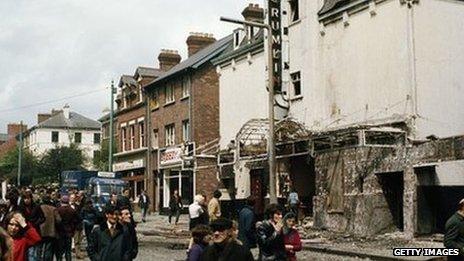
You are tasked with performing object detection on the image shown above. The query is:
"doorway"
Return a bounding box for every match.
[376,172,404,231]
[250,168,266,220]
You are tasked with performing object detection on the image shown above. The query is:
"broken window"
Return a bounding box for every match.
[289,0,299,22]
[291,71,301,97]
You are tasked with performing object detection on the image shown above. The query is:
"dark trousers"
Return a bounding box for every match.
[142,207,148,221]
[56,236,72,261]
[169,208,180,224]
[289,204,299,221]
[37,238,56,261]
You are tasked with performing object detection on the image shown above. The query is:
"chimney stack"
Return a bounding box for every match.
[37,113,52,124]
[7,123,27,138]
[158,49,181,71]
[186,33,216,57]
[63,104,70,119]
[241,4,264,23]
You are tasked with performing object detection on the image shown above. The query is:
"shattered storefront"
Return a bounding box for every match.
[311,121,464,238]
[218,118,315,219]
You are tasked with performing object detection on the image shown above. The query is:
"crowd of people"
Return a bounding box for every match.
[0,186,139,261]
[176,189,303,261]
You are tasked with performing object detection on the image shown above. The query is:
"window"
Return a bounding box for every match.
[291,71,302,97]
[152,129,159,149]
[182,120,190,142]
[130,124,136,150]
[181,77,189,98]
[247,26,255,41]
[75,132,82,143]
[289,0,299,22]
[94,133,101,144]
[51,131,59,143]
[165,124,175,146]
[138,85,143,103]
[121,127,127,151]
[165,84,175,104]
[139,121,145,147]
[150,89,159,109]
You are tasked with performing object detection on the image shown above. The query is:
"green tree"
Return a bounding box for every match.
[93,138,117,171]
[39,143,86,183]
[0,147,40,186]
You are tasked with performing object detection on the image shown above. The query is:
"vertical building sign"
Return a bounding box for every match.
[269,0,282,92]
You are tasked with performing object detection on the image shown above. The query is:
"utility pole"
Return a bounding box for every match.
[17,121,23,186]
[109,80,116,172]
[220,16,278,204]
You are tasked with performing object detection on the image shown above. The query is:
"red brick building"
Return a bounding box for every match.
[0,123,28,159]
[112,66,163,202]
[145,33,233,211]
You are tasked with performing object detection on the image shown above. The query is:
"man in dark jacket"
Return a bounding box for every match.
[138,191,150,223]
[87,205,131,261]
[56,195,80,261]
[445,199,464,260]
[256,204,286,261]
[119,206,138,260]
[238,196,257,250]
[200,218,254,261]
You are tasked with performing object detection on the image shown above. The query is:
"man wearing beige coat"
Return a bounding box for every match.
[208,190,222,222]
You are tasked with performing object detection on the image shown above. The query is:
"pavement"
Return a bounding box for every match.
[133,213,447,260]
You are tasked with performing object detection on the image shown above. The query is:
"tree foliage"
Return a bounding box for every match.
[0,147,40,185]
[39,143,86,182]
[93,138,116,171]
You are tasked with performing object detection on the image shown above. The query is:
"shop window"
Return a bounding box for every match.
[74,132,82,143]
[182,77,189,98]
[152,129,159,149]
[291,71,302,97]
[139,121,145,147]
[165,124,175,146]
[51,131,59,143]
[182,120,190,142]
[94,133,101,144]
[289,0,299,22]
[165,84,175,104]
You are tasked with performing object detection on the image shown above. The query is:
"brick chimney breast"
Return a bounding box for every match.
[241,3,264,23]
[7,123,27,137]
[158,49,181,71]
[186,32,216,57]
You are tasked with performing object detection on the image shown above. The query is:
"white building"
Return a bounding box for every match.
[24,105,102,169]
[284,0,464,139]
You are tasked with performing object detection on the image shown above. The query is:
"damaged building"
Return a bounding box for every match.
[216,0,464,239]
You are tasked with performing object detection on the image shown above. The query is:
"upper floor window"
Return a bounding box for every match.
[130,124,136,150]
[165,124,175,146]
[182,77,189,98]
[291,71,302,97]
[94,133,101,144]
[182,120,190,142]
[150,89,159,110]
[75,132,82,143]
[121,127,127,151]
[165,84,175,104]
[289,0,299,22]
[51,131,59,143]
[152,129,159,149]
[139,121,145,147]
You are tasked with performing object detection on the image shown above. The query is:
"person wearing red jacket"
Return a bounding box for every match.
[283,212,302,261]
[6,212,41,261]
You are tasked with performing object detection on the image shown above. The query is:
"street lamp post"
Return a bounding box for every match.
[220,17,277,204]
[109,80,116,172]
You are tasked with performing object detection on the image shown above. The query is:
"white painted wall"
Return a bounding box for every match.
[218,51,268,148]
[413,0,464,139]
[286,0,464,139]
[26,128,101,168]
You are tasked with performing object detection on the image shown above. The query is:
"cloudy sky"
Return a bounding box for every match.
[0,0,259,133]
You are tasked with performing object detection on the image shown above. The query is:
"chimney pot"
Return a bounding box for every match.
[241,3,264,23]
[63,104,70,119]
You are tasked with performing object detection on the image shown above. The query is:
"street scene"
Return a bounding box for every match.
[1,0,464,260]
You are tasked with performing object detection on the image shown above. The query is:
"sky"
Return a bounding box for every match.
[0,0,259,133]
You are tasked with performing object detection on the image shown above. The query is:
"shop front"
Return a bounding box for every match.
[157,144,195,212]
[113,158,146,199]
